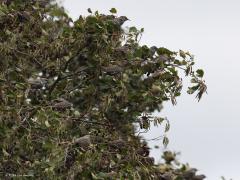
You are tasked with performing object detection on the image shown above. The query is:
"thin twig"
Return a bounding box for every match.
[9,47,43,68]
[71,118,113,127]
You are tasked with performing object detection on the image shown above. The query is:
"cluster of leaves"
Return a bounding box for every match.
[0,0,207,179]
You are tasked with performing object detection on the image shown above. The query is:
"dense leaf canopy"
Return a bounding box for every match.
[0,0,207,179]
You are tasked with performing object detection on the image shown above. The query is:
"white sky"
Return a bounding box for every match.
[62,0,240,179]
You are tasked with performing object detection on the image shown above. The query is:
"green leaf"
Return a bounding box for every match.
[2,148,10,157]
[191,78,198,83]
[110,8,117,14]
[164,122,170,132]
[129,26,138,33]
[196,69,204,78]
[91,172,98,179]
[163,136,169,147]
[157,47,173,56]
[45,120,51,128]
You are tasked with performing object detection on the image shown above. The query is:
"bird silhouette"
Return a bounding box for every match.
[113,16,129,26]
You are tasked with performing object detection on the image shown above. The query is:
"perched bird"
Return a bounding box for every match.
[2,0,12,6]
[67,52,89,72]
[26,77,47,104]
[99,14,115,21]
[144,157,154,165]
[51,98,73,111]
[161,173,173,180]
[158,55,170,62]
[17,11,30,23]
[151,69,165,78]
[114,46,130,58]
[149,46,158,57]
[113,16,129,27]
[102,65,123,75]
[182,168,198,179]
[137,142,150,157]
[105,16,129,42]
[73,135,91,149]
[193,175,206,180]
[27,77,47,89]
[109,139,125,149]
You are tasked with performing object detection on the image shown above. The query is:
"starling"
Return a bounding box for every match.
[144,157,154,165]
[114,46,129,57]
[183,168,198,179]
[161,173,173,180]
[27,77,47,89]
[52,98,73,111]
[149,46,158,56]
[102,65,123,75]
[99,14,115,21]
[73,135,91,149]
[158,55,170,62]
[193,175,206,180]
[2,0,12,6]
[113,16,129,27]
[137,142,150,157]
[109,139,125,148]
[17,11,30,23]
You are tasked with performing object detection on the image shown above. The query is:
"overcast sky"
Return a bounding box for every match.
[62,0,240,179]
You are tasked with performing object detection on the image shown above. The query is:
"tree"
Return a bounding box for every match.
[0,1,207,179]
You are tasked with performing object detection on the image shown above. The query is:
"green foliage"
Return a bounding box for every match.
[110,8,117,14]
[0,0,207,179]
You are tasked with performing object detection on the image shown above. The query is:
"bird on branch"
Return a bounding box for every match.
[51,98,73,111]
[113,16,129,27]
[27,77,47,89]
